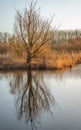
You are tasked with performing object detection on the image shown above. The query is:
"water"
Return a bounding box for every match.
[0,65,81,130]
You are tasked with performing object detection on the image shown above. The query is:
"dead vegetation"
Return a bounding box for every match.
[0,40,81,70]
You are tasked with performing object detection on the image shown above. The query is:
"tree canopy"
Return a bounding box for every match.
[14,0,54,68]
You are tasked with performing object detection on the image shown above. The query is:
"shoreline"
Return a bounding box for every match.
[0,64,57,71]
[0,62,76,71]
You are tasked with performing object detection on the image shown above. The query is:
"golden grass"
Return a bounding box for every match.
[0,42,81,69]
[30,43,81,69]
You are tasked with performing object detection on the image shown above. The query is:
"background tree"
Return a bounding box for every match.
[0,32,10,44]
[14,0,54,68]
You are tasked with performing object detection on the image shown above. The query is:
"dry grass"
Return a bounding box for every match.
[0,40,81,70]
[30,43,81,69]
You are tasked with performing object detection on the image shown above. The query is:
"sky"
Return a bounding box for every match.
[0,0,81,33]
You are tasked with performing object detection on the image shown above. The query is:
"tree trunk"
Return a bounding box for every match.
[26,53,31,70]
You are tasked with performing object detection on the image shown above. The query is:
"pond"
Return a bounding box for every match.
[0,65,81,130]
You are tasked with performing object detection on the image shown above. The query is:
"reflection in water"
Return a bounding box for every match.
[9,70,55,129]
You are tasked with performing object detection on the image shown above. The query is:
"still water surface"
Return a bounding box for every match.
[0,65,81,130]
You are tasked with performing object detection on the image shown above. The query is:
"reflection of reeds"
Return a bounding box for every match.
[9,71,55,129]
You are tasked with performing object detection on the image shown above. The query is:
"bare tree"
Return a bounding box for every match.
[14,0,54,68]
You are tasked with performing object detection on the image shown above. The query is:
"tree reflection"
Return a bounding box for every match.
[10,70,55,129]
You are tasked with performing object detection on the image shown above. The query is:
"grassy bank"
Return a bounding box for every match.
[0,41,81,70]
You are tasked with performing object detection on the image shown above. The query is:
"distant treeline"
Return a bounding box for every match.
[0,30,81,44]
[0,32,10,43]
[52,30,81,44]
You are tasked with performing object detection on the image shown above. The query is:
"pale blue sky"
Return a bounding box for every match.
[0,0,81,33]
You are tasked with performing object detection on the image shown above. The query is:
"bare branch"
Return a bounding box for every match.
[14,0,54,65]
